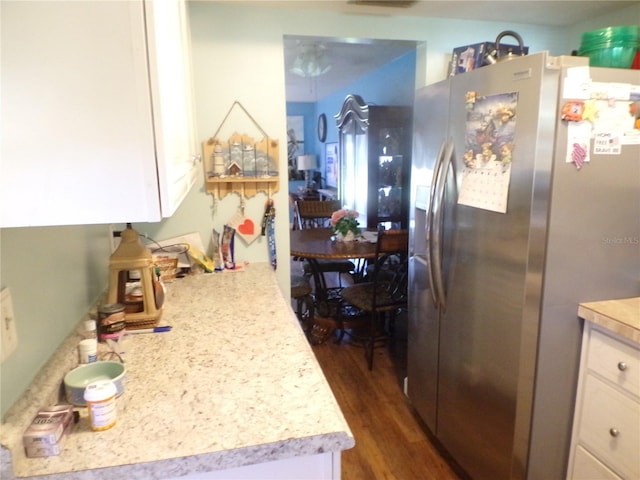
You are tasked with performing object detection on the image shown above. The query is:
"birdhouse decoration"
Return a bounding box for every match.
[228,161,242,176]
[107,224,163,328]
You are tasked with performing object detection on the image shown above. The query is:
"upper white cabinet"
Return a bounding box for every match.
[145,0,200,218]
[0,0,199,228]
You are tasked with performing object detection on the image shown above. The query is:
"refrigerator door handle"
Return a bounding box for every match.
[432,139,455,311]
[426,141,446,307]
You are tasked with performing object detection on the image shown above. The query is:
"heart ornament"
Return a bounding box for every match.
[238,219,254,235]
[226,211,260,245]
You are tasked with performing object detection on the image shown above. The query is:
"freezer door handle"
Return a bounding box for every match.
[427,139,454,310]
[432,139,455,311]
[426,141,446,307]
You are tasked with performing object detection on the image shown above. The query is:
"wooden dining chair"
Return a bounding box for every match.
[290,274,314,333]
[337,229,409,370]
[294,199,355,287]
[295,199,342,229]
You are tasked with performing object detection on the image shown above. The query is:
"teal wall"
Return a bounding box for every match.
[0,225,111,415]
[2,1,638,418]
[286,102,317,158]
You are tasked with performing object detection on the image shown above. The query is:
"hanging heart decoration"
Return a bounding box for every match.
[237,219,255,235]
[226,211,260,245]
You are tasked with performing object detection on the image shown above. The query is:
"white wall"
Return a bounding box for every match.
[569,3,640,46]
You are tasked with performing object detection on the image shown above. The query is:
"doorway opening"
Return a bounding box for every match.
[283,35,418,220]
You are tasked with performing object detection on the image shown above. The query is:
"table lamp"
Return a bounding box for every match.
[297,154,318,190]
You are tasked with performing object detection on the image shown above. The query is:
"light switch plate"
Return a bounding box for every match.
[1,287,18,362]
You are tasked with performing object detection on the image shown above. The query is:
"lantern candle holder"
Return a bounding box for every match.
[106,224,163,328]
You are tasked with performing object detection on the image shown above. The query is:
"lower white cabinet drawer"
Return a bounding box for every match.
[579,374,639,479]
[572,445,622,480]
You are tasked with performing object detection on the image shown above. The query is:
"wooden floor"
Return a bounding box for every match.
[291,258,462,479]
[310,323,462,480]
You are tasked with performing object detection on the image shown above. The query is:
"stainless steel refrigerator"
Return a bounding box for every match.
[407,52,640,480]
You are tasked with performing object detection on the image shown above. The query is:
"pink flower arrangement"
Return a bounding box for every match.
[330,209,360,237]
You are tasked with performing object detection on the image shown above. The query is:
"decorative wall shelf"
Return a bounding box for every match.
[203,133,279,199]
[203,101,280,199]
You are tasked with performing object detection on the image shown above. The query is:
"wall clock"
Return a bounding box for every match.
[317,113,327,143]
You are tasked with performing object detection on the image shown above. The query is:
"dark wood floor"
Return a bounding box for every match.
[291,258,462,479]
[311,322,461,480]
[292,258,461,480]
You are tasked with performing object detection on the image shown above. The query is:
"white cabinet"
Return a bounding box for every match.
[572,446,622,480]
[568,324,640,480]
[165,452,340,480]
[0,0,198,228]
[145,0,200,218]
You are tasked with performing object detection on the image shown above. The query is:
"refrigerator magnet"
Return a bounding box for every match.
[565,122,591,169]
[465,91,477,110]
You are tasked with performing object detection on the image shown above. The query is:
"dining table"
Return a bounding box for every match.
[289,228,379,320]
[290,228,378,261]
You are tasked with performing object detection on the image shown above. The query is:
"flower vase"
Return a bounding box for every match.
[336,230,356,242]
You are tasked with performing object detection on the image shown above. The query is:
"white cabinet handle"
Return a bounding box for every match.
[609,427,620,437]
[617,361,627,371]
[191,154,202,165]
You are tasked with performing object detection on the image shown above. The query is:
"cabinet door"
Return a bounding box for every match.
[371,124,410,228]
[1,1,161,227]
[145,0,199,218]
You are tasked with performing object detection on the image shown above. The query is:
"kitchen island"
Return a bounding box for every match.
[0,263,354,479]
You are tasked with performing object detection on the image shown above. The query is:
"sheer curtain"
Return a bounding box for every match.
[340,119,368,229]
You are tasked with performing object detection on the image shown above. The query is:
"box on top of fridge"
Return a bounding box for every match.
[449,41,530,76]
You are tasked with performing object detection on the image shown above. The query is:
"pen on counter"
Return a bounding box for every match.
[126,326,172,335]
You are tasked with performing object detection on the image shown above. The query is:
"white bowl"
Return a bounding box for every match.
[64,361,125,406]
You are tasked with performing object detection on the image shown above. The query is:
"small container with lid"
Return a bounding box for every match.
[97,303,126,343]
[77,339,97,364]
[82,319,97,339]
[84,380,117,431]
[78,319,98,363]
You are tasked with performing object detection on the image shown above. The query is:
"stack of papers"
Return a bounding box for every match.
[359,231,379,243]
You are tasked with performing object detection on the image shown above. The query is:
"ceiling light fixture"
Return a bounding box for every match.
[290,44,332,78]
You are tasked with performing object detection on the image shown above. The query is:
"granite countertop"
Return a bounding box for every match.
[578,297,640,344]
[1,263,354,479]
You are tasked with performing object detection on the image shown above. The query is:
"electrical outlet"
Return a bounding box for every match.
[1,288,18,362]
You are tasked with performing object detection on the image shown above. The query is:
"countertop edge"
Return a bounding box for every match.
[578,297,640,344]
[2,432,355,480]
